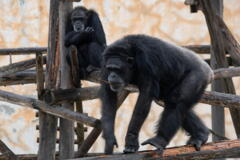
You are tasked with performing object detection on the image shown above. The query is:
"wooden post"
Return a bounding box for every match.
[59,1,74,159]
[37,0,59,159]
[208,0,226,143]
[199,0,240,142]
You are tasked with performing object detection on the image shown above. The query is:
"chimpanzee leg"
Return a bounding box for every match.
[88,42,104,68]
[182,110,209,150]
[124,85,153,153]
[141,102,185,151]
[142,71,209,151]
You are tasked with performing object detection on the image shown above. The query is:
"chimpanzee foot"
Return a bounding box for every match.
[124,134,139,153]
[187,137,207,151]
[141,136,168,153]
[123,146,139,153]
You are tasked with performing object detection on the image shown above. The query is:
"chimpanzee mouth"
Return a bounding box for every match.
[109,83,124,92]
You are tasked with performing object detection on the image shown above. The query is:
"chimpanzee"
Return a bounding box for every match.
[65,6,106,79]
[100,34,213,154]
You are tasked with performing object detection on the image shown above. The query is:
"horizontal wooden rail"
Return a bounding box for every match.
[0,89,101,128]
[0,47,47,55]
[71,139,240,160]
[0,57,46,77]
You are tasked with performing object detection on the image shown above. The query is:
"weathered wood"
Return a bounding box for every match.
[183,44,210,53]
[75,90,130,157]
[44,87,99,104]
[202,0,225,142]
[0,140,19,160]
[0,57,46,77]
[72,140,240,160]
[200,0,240,140]
[36,53,45,100]
[38,0,59,159]
[36,125,88,132]
[0,89,101,127]
[0,47,47,56]
[215,14,240,66]
[37,138,79,144]
[0,71,36,86]
[205,56,233,66]
[67,45,84,150]
[76,127,102,157]
[214,67,240,80]
[200,91,240,109]
[59,1,74,159]
[0,154,36,160]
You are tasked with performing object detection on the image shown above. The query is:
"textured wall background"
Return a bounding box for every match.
[0,0,239,154]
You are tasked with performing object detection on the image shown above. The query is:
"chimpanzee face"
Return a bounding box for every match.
[71,9,88,32]
[105,57,134,92]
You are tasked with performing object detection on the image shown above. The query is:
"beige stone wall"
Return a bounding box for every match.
[0,0,239,154]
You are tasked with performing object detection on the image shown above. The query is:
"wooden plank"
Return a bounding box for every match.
[216,16,240,66]
[0,45,211,56]
[0,140,19,160]
[0,71,36,86]
[200,0,240,141]
[59,1,74,159]
[36,53,45,100]
[75,90,130,157]
[71,140,240,160]
[0,47,47,56]
[0,57,46,77]
[37,0,59,159]
[200,0,226,142]
[0,89,100,127]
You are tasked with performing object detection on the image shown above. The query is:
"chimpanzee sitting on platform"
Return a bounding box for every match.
[65,6,106,79]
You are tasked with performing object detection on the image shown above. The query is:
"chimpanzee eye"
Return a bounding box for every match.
[126,57,134,64]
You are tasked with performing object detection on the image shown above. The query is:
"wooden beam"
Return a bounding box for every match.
[0,71,36,86]
[0,57,46,77]
[38,0,59,159]
[213,67,240,79]
[35,125,88,132]
[0,89,101,127]
[0,140,19,160]
[215,12,240,66]
[71,139,240,160]
[75,90,130,157]
[0,45,211,56]
[0,47,47,56]
[200,0,240,140]
[59,1,74,159]
[183,44,210,53]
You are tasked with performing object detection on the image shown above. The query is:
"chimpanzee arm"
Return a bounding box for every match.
[124,78,153,153]
[100,83,118,154]
[64,30,94,47]
[87,10,106,46]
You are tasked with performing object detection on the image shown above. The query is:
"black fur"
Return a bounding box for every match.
[65,6,106,79]
[100,34,213,154]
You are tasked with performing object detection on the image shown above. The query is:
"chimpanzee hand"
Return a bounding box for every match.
[64,31,79,47]
[84,27,94,33]
[104,136,118,154]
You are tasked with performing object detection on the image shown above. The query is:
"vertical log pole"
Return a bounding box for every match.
[36,52,44,100]
[208,0,227,142]
[38,0,59,159]
[59,1,74,159]
[76,100,85,149]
